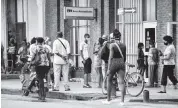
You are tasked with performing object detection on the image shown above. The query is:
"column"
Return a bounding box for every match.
[104,0,115,36]
[36,0,46,37]
[59,0,64,34]
[1,0,8,67]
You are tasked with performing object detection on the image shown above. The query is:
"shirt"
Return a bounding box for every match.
[29,44,36,61]
[31,45,50,66]
[53,38,70,64]
[148,48,159,65]
[163,44,175,65]
[80,41,89,60]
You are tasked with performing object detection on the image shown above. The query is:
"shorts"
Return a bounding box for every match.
[83,58,92,74]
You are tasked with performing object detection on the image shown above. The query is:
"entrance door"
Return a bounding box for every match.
[143,22,157,54]
[145,28,155,52]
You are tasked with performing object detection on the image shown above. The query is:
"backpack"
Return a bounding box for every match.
[30,49,41,66]
[99,42,109,61]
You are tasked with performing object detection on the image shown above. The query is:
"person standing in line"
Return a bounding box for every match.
[53,32,71,91]
[44,37,54,89]
[137,43,145,77]
[93,37,104,88]
[100,35,109,79]
[147,42,159,87]
[80,33,92,88]
[102,29,126,105]
[158,35,177,93]
[31,37,51,101]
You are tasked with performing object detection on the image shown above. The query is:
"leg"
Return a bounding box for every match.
[167,66,177,86]
[160,65,168,92]
[53,64,61,90]
[154,64,158,86]
[148,65,154,87]
[107,70,115,101]
[118,69,126,103]
[98,67,103,88]
[36,66,45,100]
[95,67,100,87]
[62,64,70,90]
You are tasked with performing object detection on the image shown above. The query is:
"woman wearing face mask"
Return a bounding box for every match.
[158,35,177,93]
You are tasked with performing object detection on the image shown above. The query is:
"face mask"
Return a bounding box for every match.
[164,42,168,45]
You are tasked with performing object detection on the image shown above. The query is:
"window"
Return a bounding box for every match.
[72,0,90,67]
[143,0,157,21]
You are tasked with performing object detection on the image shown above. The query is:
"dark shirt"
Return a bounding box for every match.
[112,42,126,62]
[138,48,144,59]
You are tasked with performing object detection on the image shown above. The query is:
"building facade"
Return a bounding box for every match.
[1,0,178,81]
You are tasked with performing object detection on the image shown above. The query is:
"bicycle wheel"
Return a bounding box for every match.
[102,76,107,95]
[126,72,144,97]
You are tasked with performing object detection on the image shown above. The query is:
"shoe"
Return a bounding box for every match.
[65,88,71,91]
[87,84,92,88]
[173,85,177,89]
[52,89,59,91]
[102,100,111,104]
[83,85,89,88]
[64,85,71,91]
[119,102,124,106]
[158,91,166,93]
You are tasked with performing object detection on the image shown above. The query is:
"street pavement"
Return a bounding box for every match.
[1,94,178,108]
[1,79,178,102]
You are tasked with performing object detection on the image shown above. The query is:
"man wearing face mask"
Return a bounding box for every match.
[158,35,177,93]
[80,33,92,88]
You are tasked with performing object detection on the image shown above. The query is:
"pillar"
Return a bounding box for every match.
[36,0,46,37]
[45,0,57,42]
[1,0,8,67]
[104,0,115,36]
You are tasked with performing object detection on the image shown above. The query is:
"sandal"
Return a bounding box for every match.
[158,91,166,93]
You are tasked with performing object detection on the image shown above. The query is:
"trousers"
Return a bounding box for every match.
[161,65,177,86]
[148,64,158,86]
[53,63,69,90]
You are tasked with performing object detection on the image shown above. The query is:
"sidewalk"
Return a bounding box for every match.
[1,79,178,101]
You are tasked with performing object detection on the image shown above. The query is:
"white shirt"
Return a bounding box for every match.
[28,44,36,61]
[164,44,175,65]
[53,38,70,64]
[80,42,89,60]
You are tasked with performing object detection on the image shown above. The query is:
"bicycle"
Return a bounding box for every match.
[102,63,145,97]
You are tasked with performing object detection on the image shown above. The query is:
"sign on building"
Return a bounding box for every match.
[64,7,95,20]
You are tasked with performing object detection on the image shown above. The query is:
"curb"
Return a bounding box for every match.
[1,74,20,80]
[1,88,107,101]
[129,99,178,103]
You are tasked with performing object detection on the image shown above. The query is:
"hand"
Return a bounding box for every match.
[106,70,110,76]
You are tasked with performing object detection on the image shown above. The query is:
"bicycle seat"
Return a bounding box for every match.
[128,64,135,68]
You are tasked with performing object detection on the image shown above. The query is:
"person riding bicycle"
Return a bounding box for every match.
[102,29,126,105]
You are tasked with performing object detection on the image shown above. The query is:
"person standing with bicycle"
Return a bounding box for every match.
[102,29,126,105]
[137,43,145,78]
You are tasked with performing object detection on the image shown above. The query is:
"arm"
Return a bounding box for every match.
[80,43,85,63]
[123,45,126,62]
[107,44,114,74]
[53,40,66,60]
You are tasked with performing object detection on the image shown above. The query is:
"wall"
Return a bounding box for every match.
[157,0,178,79]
